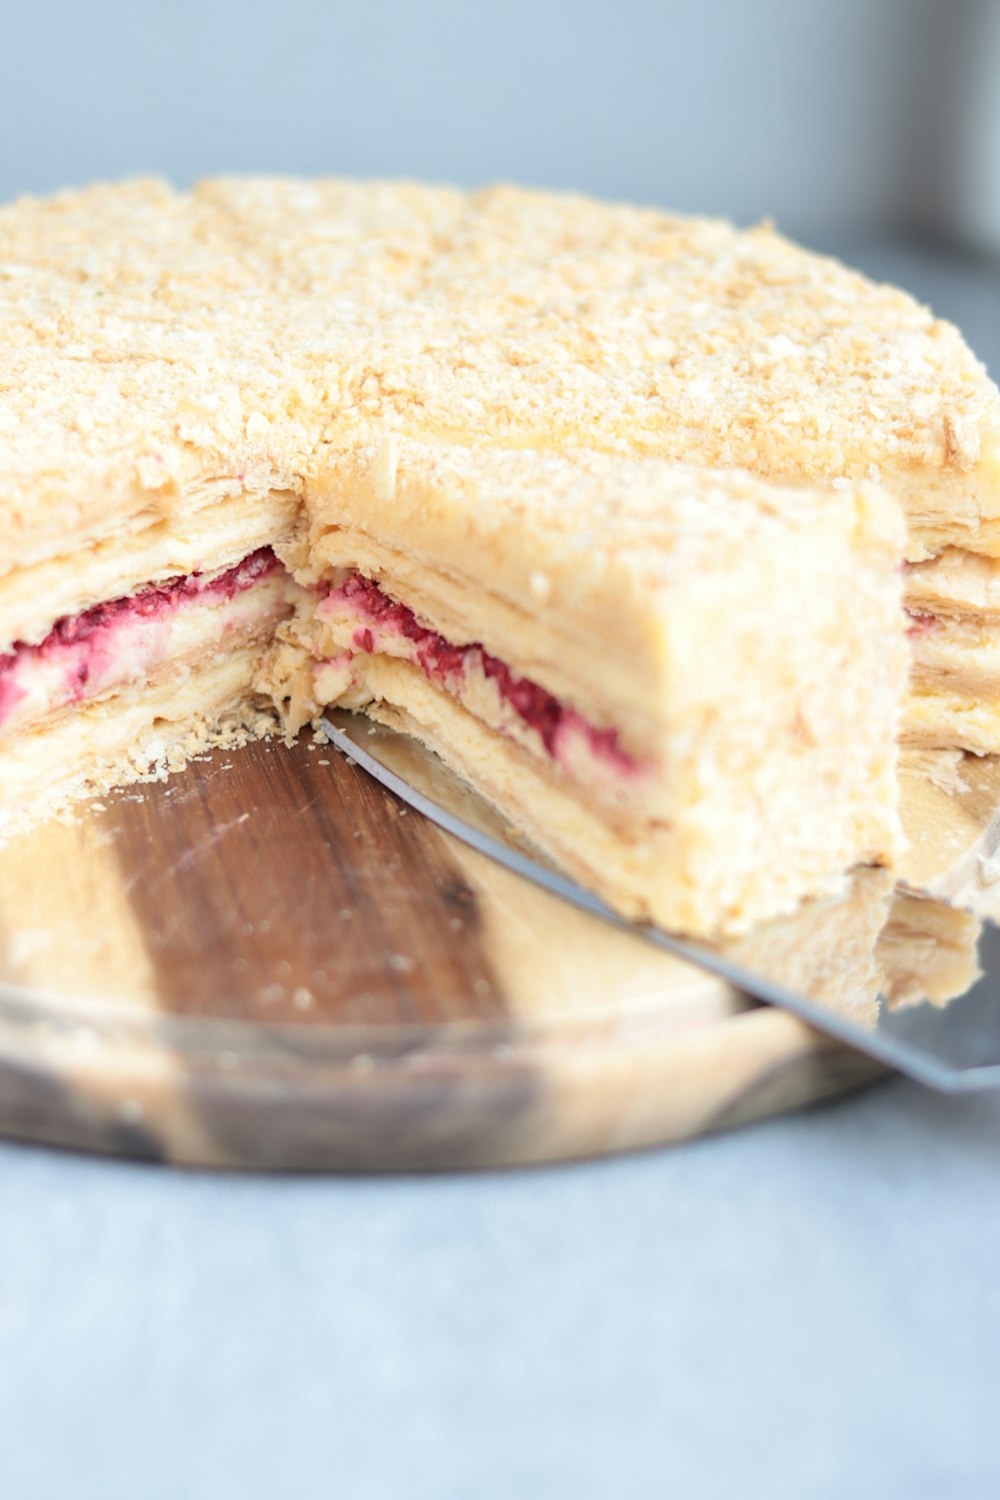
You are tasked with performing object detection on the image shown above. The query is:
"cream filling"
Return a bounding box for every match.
[309,583,660,812]
[304,526,663,754]
[1,567,296,740]
[905,547,1000,619]
[902,693,1000,754]
[909,621,1000,697]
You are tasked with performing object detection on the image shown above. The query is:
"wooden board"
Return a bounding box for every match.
[0,734,884,1170]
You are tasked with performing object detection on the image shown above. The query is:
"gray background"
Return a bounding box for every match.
[2,4,1000,1498]
[4,1073,1000,1500]
[1,0,999,249]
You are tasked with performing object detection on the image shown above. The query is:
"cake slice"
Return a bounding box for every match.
[261,435,906,936]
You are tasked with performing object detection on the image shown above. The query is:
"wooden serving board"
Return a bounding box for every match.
[0,733,883,1171]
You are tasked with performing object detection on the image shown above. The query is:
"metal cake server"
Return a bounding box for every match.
[322,710,1000,1093]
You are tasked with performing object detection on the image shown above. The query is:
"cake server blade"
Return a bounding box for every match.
[321,711,1000,1093]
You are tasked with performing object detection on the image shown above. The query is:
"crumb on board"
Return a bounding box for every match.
[0,702,280,843]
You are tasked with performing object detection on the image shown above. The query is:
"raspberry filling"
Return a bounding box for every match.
[0,547,279,729]
[321,573,641,777]
[905,609,938,637]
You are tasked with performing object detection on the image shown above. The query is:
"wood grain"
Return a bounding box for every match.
[0,732,884,1170]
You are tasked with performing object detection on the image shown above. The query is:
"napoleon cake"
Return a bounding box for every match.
[0,175,996,935]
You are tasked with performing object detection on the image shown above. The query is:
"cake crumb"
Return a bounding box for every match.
[8,928,54,966]
[899,747,969,796]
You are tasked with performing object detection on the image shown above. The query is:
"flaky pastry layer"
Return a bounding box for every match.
[0,488,301,649]
[0,650,276,839]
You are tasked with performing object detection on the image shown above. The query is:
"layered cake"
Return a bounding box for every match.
[1,177,998,934]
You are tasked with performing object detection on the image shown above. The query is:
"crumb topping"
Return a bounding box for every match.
[0,176,997,564]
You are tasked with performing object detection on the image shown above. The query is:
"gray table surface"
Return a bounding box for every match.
[2,244,999,1500]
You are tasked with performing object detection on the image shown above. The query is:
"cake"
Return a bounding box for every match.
[2,176,997,934]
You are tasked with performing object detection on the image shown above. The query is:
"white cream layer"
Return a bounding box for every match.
[1,572,292,739]
[312,586,659,811]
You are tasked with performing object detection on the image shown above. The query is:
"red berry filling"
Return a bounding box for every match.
[327,573,639,775]
[0,547,278,727]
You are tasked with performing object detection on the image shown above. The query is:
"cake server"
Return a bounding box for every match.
[322,710,1000,1093]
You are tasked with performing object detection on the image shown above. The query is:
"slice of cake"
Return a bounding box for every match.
[262,435,906,935]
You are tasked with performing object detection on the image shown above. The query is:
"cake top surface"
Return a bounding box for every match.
[1,175,997,562]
